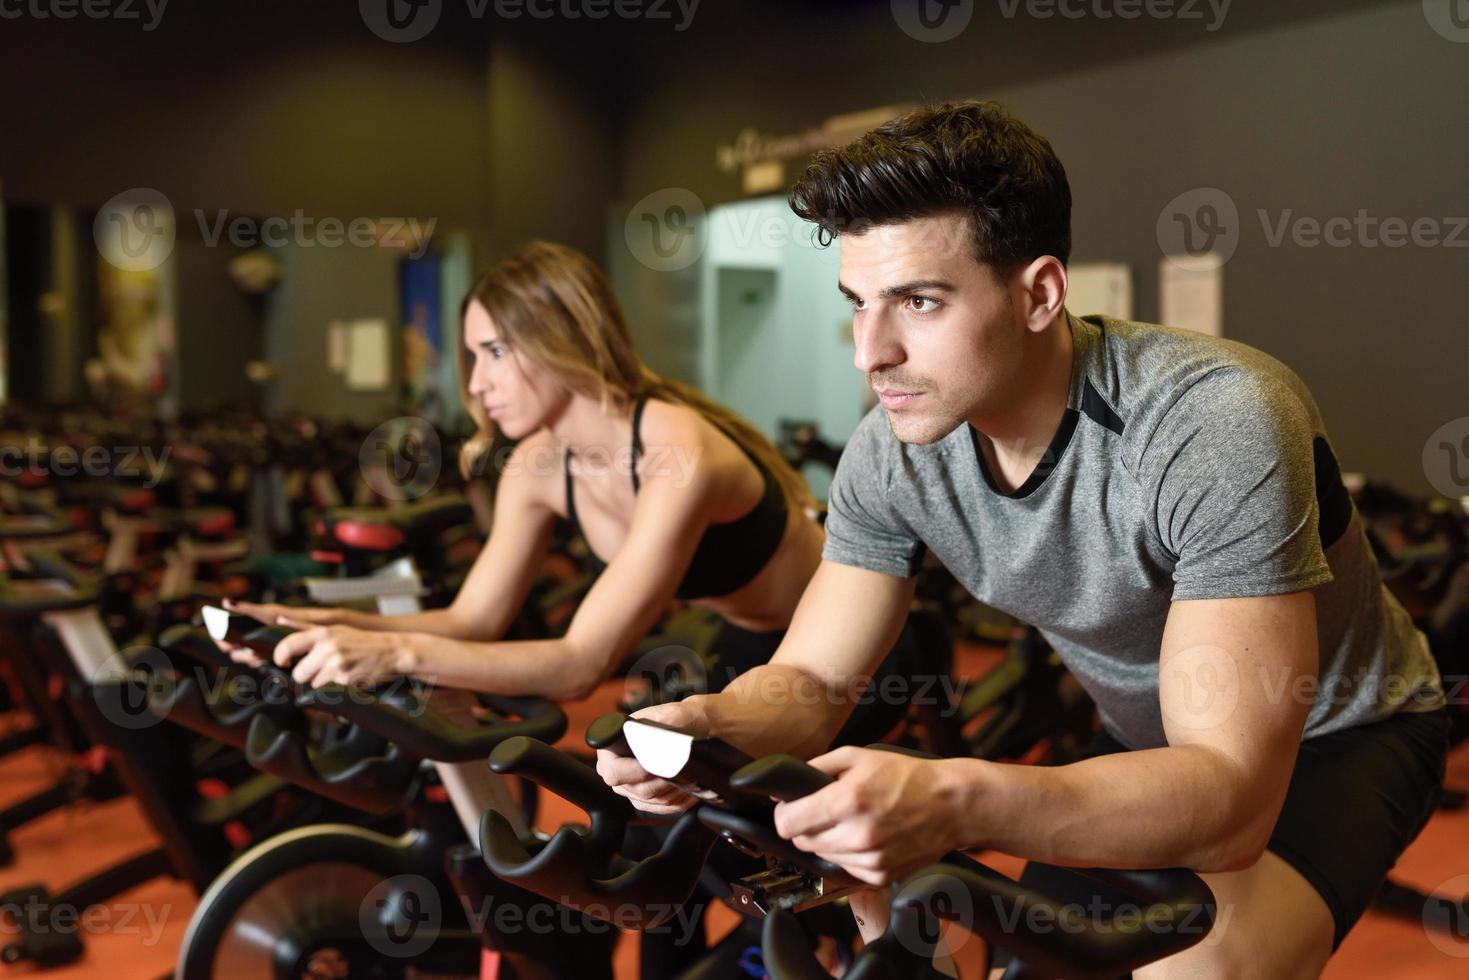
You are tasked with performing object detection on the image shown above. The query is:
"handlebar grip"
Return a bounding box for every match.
[728,755,834,802]
[585,712,631,755]
[892,862,1216,980]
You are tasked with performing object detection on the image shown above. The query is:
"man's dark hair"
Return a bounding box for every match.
[789,100,1071,270]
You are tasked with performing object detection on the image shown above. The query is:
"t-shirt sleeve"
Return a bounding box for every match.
[821,409,926,579]
[1138,368,1334,601]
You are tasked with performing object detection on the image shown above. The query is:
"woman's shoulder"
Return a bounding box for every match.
[637,398,742,487]
[494,429,562,504]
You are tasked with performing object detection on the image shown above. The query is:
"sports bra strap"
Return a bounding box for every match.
[631,396,649,493]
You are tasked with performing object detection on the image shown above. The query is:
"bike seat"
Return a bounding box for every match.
[315,495,473,557]
[0,552,102,616]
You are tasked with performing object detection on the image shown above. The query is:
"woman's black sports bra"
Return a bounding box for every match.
[563,398,789,600]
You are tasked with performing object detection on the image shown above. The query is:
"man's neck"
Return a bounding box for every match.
[971,312,1075,492]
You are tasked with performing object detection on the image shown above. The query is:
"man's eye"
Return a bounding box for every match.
[908,296,938,313]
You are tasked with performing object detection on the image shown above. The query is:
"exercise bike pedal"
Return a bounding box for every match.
[2,929,85,967]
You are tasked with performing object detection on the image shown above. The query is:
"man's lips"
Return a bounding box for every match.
[875,388,922,409]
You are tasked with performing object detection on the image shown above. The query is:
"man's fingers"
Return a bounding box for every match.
[773,785,848,841]
[805,745,866,777]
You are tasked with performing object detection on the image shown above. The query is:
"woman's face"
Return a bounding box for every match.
[463,300,569,440]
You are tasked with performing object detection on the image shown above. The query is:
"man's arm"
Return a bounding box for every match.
[596,562,915,809]
[773,590,1318,883]
[709,561,917,759]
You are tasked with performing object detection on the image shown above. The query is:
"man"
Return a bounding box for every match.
[598,101,1446,976]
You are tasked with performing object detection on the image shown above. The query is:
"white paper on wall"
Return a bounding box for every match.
[1066,263,1133,320]
[1159,258,1223,337]
[346,319,391,391]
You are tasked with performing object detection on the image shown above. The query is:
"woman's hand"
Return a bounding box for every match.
[270,620,415,688]
[216,598,346,667]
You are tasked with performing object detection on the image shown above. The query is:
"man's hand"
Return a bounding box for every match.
[772,746,972,887]
[271,620,412,688]
[595,698,713,815]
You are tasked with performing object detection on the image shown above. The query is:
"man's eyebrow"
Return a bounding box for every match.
[837,279,956,301]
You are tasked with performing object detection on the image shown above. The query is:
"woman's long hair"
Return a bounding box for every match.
[457,240,814,518]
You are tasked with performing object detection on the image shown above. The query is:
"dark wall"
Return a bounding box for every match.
[611,0,1468,494]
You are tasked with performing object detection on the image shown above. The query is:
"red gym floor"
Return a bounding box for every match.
[2,665,1467,978]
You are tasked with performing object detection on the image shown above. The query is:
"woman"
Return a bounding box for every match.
[224,240,914,741]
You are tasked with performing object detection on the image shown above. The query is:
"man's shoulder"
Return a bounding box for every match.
[1080,315,1322,453]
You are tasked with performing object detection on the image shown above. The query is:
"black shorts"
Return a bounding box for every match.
[1016,706,1450,950]
[709,617,921,747]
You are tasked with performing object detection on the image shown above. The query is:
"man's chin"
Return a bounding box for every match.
[884,411,957,446]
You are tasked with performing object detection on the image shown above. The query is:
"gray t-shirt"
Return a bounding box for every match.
[824,312,1443,749]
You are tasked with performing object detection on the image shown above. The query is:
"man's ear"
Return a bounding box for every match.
[1014,256,1067,333]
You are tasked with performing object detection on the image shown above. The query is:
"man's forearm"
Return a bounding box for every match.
[951,743,1276,873]
[706,664,856,759]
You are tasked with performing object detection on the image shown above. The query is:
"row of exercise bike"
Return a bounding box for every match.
[0,411,1463,978]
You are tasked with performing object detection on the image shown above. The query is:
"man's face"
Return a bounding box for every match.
[839,212,1024,445]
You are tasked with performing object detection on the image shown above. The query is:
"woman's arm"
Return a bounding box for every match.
[276,420,719,699]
